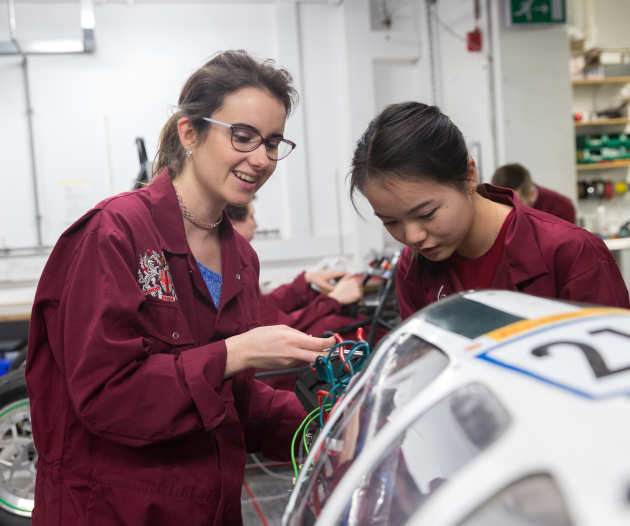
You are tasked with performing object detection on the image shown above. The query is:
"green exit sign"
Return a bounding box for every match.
[508,0,566,25]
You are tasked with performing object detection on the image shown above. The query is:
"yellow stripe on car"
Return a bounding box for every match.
[485,308,629,341]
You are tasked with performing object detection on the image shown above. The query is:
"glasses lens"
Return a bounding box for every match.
[269,139,294,161]
[231,126,261,152]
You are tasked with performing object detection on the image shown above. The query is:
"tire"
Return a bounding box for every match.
[0,369,33,525]
[8,350,27,373]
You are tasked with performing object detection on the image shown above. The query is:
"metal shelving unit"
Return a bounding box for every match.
[575,118,630,127]
[572,76,630,86]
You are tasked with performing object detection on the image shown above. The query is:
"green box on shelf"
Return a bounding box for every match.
[618,147,630,160]
[605,133,627,148]
[587,134,608,149]
[576,149,600,164]
[576,135,588,149]
[588,149,602,162]
[602,147,621,161]
[575,150,589,164]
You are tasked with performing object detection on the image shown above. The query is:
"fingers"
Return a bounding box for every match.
[330,274,363,304]
[294,334,336,352]
[270,325,335,350]
[319,270,345,291]
[318,282,335,294]
[291,349,328,364]
[307,270,347,293]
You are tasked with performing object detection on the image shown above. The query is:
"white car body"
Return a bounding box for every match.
[282,290,630,526]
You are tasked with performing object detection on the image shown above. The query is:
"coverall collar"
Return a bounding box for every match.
[146,169,250,310]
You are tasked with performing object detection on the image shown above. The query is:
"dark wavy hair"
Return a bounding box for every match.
[154,49,298,178]
[349,102,469,208]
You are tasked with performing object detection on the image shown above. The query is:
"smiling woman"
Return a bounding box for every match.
[349,102,630,317]
[26,50,335,526]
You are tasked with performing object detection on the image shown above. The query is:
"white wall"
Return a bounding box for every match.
[429,0,498,183]
[0,1,354,285]
[496,6,575,199]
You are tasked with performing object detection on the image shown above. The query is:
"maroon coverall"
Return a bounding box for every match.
[26,170,305,525]
[533,184,576,224]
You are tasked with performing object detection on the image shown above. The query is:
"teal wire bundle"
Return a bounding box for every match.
[290,339,371,483]
[314,340,370,426]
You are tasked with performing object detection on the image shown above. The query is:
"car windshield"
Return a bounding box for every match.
[333,383,511,526]
[422,295,524,339]
[286,333,448,526]
[456,474,574,526]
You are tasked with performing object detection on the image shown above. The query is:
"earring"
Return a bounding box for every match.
[184,149,192,157]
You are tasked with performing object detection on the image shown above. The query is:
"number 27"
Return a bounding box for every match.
[531,328,630,379]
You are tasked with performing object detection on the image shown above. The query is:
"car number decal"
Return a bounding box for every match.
[476,313,630,399]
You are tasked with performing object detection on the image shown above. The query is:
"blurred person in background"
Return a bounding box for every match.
[492,162,576,223]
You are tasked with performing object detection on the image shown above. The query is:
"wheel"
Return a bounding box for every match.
[0,369,34,524]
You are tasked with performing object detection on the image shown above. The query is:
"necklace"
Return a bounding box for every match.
[176,191,223,230]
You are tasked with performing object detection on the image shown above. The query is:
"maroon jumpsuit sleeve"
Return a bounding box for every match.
[555,235,630,308]
[55,219,230,447]
[263,271,320,313]
[260,271,342,332]
[259,294,341,332]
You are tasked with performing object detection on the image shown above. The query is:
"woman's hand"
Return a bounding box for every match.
[328,274,363,305]
[304,269,346,293]
[224,325,335,378]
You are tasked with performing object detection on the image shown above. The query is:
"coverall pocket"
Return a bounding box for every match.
[139,300,195,354]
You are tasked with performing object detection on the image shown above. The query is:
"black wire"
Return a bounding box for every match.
[254,366,310,379]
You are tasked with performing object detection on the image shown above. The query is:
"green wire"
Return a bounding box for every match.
[291,405,331,481]
[290,339,371,482]
[302,410,324,454]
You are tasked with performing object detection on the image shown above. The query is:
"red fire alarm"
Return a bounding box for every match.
[467,27,482,52]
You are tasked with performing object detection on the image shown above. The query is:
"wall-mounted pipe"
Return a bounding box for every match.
[425,0,442,106]
[7,0,43,246]
[19,56,43,247]
[2,0,96,254]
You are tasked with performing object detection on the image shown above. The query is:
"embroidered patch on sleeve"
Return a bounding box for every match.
[137,249,177,302]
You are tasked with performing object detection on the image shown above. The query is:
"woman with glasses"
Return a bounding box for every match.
[26,50,333,526]
[349,102,630,319]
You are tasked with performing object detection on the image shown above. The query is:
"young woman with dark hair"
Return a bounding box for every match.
[26,50,334,525]
[350,102,629,319]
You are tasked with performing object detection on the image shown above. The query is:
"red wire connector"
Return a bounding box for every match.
[316,390,332,423]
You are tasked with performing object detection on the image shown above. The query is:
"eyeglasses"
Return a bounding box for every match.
[202,117,296,161]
